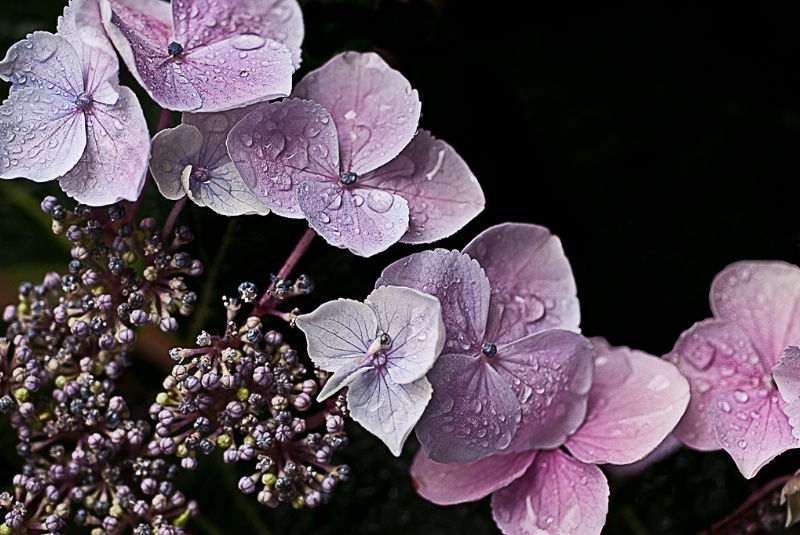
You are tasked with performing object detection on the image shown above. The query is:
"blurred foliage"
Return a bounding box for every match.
[3,1,800,534]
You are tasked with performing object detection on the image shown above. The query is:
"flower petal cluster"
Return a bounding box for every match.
[101,0,298,112]
[0,0,150,205]
[150,105,270,216]
[667,260,800,478]
[295,285,445,455]
[380,223,689,534]
[228,51,485,256]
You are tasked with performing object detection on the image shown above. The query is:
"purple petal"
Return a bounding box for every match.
[183,104,261,165]
[0,88,85,181]
[227,98,339,217]
[415,353,521,463]
[364,286,445,385]
[709,387,797,478]
[58,87,148,204]
[410,449,536,505]
[292,51,421,175]
[565,338,690,465]
[317,357,373,401]
[492,449,609,535]
[463,223,580,344]
[377,249,491,356]
[0,32,83,98]
[665,318,766,451]
[711,261,800,369]
[150,125,201,200]
[294,298,375,371]
[774,347,800,438]
[183,161,270,216]
[495,330,594,453]
[297,181,409,257]
[347,371,432,456]
[361,130,485,244]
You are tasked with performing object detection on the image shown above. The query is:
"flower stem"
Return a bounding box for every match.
[162,197,188,244]
[253,226,316,315]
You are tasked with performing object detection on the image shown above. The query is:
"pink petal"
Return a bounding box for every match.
[463,223,580,344]
[774,346,800,439]
[347,371,432,456]
[709,387,797,478]
[365,286,445,385]
[664,318,766,451]
[711,261,800,370]
[297,181,409,257]
[491,449,609,535]
[565,338,690,465]
[377,249,491,357]
[58,86,149,204]
[0,88,85,181]
[227,98,339,218]
[410,449,536,505]
[0,32,83,99]
[415,353,521,463]
[360,129,485,244]
[292,51,421,175]
[294,298,375,371]
[495,330,594,453]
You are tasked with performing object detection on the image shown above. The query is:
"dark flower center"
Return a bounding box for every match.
[376,331,391,347]
[74,91,92,110]
[482,343,497,358]
[191,166,211,183]
[167,42,184,56]
[340,171,357,185]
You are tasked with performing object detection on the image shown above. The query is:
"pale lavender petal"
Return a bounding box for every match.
[362,130,484,244]
[774,346,800,439]
[58,86,149,204]
[292,51,421,175]
[415,353,520,463]
[565,338,690,465]
[463,223,580,344]
[709,387,797,478]
[410,449,536,505]
[364,286,445,385]
[297,181,409,257]
[183,104,261,165]
[347,370,432,456]
[0,88,85,181]
[105,0,172,52]
[665,318,766,451]
[495,330,594,453]
[377,249,491,356]
[317,358,373,401]
[180,36,292,112]
[0,32,83,98]
[711,261,800,370]
[294,298,375,371]
[228,98,339,218]
[150,125,201,200]
[491,449,609,535]
[184,161,270,216]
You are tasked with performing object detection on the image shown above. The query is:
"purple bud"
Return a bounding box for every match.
[88,433,104,450]
[70,486,85,501]
[141,478,157,495]
[223,449,239,463]
[40,195,58,213]
[149,403,163,419]
[106,361,123,379]
[116,329,136,344]
[160,316,178,332]
[159,437,177,455]
[23,375,40,392]
[15,346,33,364]
[172,365,188,381]
[225,401,245,419]
[196,393,213,410]
[130,309,148,326]
[26,477,43,494]
[71,320,89,338]
[109,396,126,413]
[201,372,220,390]
[321,476,337,493]
[238,476,256,494]
[45,485,59,501]
[315,445,332,464]
[302,379,318,395]
[110,429,126,444]
[66,225,83,242]
[276,425,293,443]
[96,294,113,311]
[13,474,27,487]
[53,305,68,323]
[128,428,145,446]
[152,494,168,511]
[326,415,345,433]
[99,334,116,350]
[156,423,171,437]
[3,305,16,322]
[190,259,204,276]
[45,514,64,531]
[238,443,255,460]
[134,499,149,516]
[81,270,99,287]
[181,457,198,470]
[103,516,118,531]
[306,490,322,508]
[184,375,201,392]
[264,330,283,346]
[220,374,236,389]
[158,409,174,426]
[257,490,274,505]
[293,393,312,411]
[19,402,34,416]
[48,465,65,482]
[43,272,61,289]
[79,356,93,373]
[140,217,156,231]
[292,418,306,434]
[5,510,24,529]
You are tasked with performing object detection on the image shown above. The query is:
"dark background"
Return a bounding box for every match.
[3,1,800,533]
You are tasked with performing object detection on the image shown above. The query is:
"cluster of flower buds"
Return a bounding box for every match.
[0,197,204,533]
[149,289,349,510]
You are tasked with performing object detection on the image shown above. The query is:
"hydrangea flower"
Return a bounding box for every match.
[377,223,593,463]
[295,285,445,455]
[227,51,485,257]
[666,261,800,478]
[150,104,269,215]
[411,338,690,535]
[0,0,150,205]
[101,0,299,112]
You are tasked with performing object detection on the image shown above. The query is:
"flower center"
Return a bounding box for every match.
[167,42,184,56]
[340,171,357,185]
[482,343,497,358]
[191,166,211,183]
[74,91,92,110]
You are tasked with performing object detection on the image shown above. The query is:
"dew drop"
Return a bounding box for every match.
[366,190,395,213]
[733,390,749,403]
[231,33,267,51]
[239,133,253,147]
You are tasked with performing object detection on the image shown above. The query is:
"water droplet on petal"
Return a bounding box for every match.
[685,340,716,370]
[231,33,267,51]
[366,190,395,213]
[733,390,749,403]
[718,400,731,413]
[239,134,253,147]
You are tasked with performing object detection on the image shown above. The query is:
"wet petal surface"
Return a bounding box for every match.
[774,346,800,439]
[295,298,375,371]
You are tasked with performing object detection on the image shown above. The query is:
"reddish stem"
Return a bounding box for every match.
[161,196,187,244]
[253,226,316,315]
